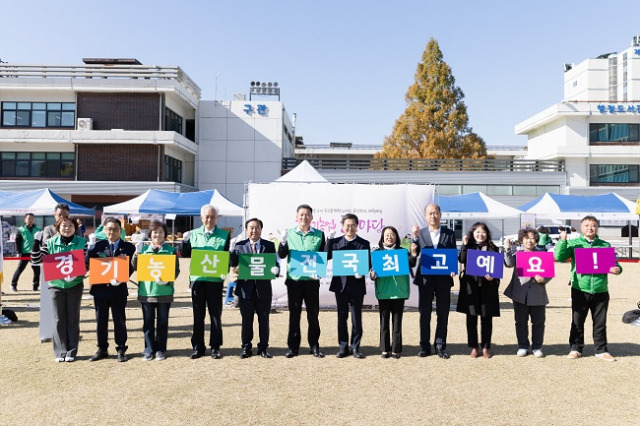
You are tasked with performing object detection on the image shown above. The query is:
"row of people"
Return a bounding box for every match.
[28,202,621,362]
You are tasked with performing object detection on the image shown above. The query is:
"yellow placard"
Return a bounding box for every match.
[136,254,176,282]
[89,256,131,284]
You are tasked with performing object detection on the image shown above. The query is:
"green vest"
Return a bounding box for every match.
[286,227,324,281]
[373,248,410,300]
[19,224,41,254]
[46,235,87,289]
[189,226,230,283]
[137,243,177,297]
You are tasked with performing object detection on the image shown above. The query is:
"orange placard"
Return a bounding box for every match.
[89,256,131,285]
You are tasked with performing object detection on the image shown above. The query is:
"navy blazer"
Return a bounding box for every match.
[326,235,371,296]
[86,238,136,299]
[412,226,457,287]
[230,238,277,299]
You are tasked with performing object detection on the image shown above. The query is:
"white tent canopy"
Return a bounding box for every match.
[518,192,639,221]
[275,160,329,183]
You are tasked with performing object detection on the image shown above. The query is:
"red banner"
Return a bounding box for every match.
[42,249,86,282]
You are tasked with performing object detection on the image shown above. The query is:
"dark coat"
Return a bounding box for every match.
[230,238,277,300]
[503,247,550,306]
[411,226,457,287]
[86,239,136,300]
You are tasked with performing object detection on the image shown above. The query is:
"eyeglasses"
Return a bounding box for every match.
[105,227,120,232]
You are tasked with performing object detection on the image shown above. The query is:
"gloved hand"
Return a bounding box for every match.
[34,231,43,242]
[110,279,122,286]
[182,231,190,241]
[271,266,280,276]
[354,273,362,279]
[156,280,169,286]
[135,241,145,254]
[278,229,287,245]
[328,230,336,239]
[227,270,239,282]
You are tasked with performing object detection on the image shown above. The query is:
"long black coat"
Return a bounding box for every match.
[456,241,501,317]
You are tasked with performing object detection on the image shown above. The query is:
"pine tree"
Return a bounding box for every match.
[377,38,487,160]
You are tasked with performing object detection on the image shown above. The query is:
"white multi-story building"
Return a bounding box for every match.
[516,35,640,201]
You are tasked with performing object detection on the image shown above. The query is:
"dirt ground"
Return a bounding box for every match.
[1,258,639,425]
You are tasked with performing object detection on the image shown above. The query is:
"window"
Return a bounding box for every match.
[589,123,640,143]
[590,164,640,184]
[487,186,512,196]
[165,108,183,135]
[164,155,182,183]
[1,102,76,128]
[0,152,75,178]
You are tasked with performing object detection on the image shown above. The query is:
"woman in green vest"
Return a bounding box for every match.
[369,226,410,359]
[133,220,179,361]
[31,216,86,362]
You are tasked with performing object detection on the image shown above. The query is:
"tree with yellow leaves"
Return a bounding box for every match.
[378,38,487,159]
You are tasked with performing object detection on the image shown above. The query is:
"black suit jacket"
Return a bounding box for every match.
[86,239,136,299]
[412,226,457,287]
[230,238,277,299]
[326,235,370,296]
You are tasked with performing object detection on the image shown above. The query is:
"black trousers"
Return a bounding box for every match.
[379,299,404,353]
[141,302,170,354]
[93,297,128,352]
[570,287,609,354]
[335,290,364,351]
[11,258,40,288]
[513,301,545,350]
[418,282,451,350]
[466,314,493,349]
[286,280,321,352]
[238,289,271,351]
[191,281,223,352]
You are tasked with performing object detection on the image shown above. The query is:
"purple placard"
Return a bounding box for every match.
[516,251,555,278]
[574,247,616,274]
[466,249,504,279]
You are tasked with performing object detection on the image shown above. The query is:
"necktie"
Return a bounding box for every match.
[110,243,116,255]
[205,232,211,239]
[252,242,257,253]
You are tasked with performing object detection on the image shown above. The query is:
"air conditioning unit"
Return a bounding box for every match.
[77,118,93,130]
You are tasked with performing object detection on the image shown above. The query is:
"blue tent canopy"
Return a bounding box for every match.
[102,189,180,214]
[0,188,94,216]
[518,193,637,220]
[438,192,522,219]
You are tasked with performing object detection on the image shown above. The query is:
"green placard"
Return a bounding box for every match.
[238,253,277,280]
[189,250,230,278]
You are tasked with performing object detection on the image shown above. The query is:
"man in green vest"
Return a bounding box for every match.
[278,204,326,358]
[181,204,230,359]
[11,213,41,292]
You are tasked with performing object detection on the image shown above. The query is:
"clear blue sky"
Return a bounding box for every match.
[2,0,638,147]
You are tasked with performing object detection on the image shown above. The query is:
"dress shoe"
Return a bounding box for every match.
[240,349,253,359]
[310,348,325,358]
[155,351,167,361]
[211,349,222,359]
[352,350,365,359]
[285,350,298,358]
[434,346,450,359]
[391,353,401,359]
[190,350,205,359]
[470,347,478,358]
[33,285,39,292]
[381,352,390,358]
[482,348,492,359]
[418,349,431,357]
[257,349,273,358]
[336,350,350,358]
[89,350,109,362]
[117,351,128,362]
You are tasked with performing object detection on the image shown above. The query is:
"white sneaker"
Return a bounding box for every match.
[567,350,581,359]
[516,348,528,357]
[55,357,65,362]
[64,355,75,362]
[595,352,616,362]
[533,349,544,358]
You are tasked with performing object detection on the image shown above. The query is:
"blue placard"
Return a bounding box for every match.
[371,249,410,277]
[289,250,328,278]
[332,250,370,277]
[420,248,458,276]
[465,249,504,279]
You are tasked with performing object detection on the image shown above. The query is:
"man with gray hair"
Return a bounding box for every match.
[181,204,230,359]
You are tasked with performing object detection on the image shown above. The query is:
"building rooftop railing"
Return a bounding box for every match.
[0,63,201,98]
[296,144,526,152]
[283,157,565,172]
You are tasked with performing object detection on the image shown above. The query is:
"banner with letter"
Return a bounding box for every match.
[466,249,504,279]
[137,254,177,282]
[420,248,458,276]
[238,253,277,280]
[289,250,328,278]
[371,249,410,277]
[574,247,616,274]
[332,250,370,276]
[42,249,86,282]
[189,250,229,279]
[516,251,555,278]
[89,257,131,284]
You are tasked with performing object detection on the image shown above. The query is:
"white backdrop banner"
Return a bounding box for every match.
[246,183,435,307]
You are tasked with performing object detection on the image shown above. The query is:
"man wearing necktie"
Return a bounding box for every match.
[181,204,230,359]
[86,217,136,362]
[229,218,279,358]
